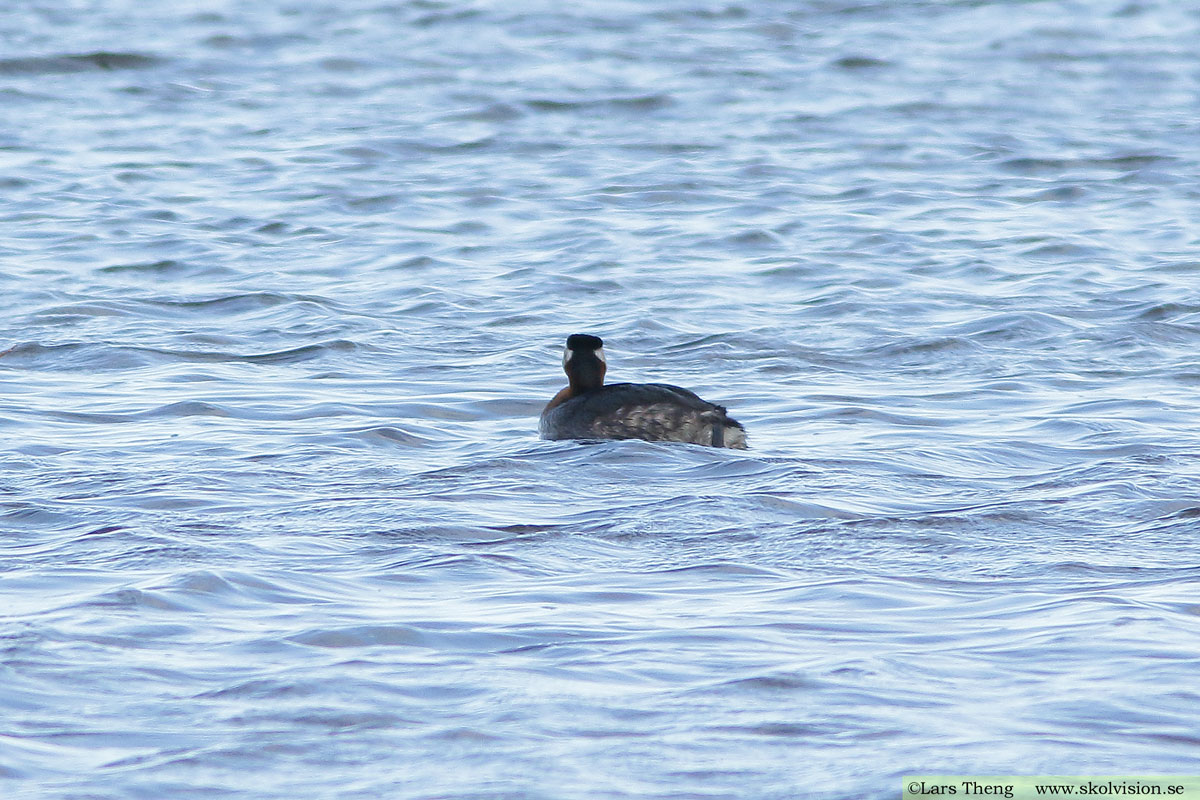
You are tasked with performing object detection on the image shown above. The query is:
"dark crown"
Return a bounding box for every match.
[566,333,603,351]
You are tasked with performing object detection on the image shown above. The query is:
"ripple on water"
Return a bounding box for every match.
[0,52,166,75]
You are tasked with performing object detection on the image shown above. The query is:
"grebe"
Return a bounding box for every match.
[539,334,747,448]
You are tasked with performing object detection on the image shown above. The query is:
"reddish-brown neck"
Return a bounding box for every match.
[566,352,606,393]
[545,351,606,412]
[543,385,574,413]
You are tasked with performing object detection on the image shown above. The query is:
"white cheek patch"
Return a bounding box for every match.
[595,347,606,363]
[563,347,573,368]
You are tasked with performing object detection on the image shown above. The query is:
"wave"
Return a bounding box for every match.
[0,52,165,75]
[0,339,357,370]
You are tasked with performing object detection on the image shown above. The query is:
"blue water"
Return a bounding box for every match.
[3,1,1200,797]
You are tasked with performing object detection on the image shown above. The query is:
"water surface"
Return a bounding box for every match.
[3,1,1200,798]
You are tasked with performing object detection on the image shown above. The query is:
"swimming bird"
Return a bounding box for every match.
[540,334,747,448]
